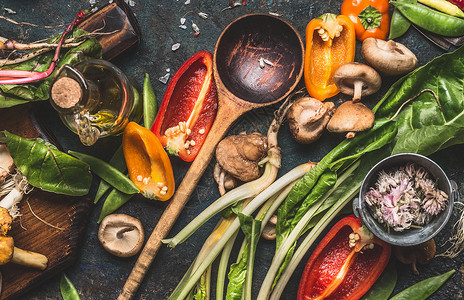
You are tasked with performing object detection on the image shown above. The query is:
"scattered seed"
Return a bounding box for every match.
[180,17,186,25]
[128,0,136,7]
[259,57,265,69]
[137,175,143,182]
[269,12,281,16]
[179,25,188,30]
[166,68,170,72]
[172,43,181,51]
[4,8,17,14]
[199,128,205,134]
[222,1,241,11]
[143,177,150,185]
[159,73,170,84]
[190,140,196,146]
[192,22,200,33]
[263,58,274,67]
[198,12,208,19]
[185,0,190,4]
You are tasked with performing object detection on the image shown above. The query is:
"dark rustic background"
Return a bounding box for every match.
[1,0,463,299]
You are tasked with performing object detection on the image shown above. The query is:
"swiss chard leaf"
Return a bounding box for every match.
[373,45,464,155]
[226,213,261,300]
[276,120,397,248]
[0,29,102,108]
[4,131,92,196]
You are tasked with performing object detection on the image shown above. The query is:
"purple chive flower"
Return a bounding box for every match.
[363,163,448,232]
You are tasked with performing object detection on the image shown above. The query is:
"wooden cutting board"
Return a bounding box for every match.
[0,103,92,300]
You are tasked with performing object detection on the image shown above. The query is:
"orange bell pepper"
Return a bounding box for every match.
[123,122,175,201]
[341,0,390,41]
[304,14,356,101]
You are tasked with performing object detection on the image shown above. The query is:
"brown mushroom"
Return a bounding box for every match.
[333,62,381,102]
[0,207,48,270]
[326,100,375,138]
[98,214,145,258]
[215,132,268,182]
[395,239,436,275]
[286,97,335,144]
[361,38,418,76]
[0,144,14,183]
[262,215,277,240]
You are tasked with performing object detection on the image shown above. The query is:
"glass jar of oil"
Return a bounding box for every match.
[50,59,141,146]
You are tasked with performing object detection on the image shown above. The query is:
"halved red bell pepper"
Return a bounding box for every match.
[151,51,218,162]
[298,215,391,300]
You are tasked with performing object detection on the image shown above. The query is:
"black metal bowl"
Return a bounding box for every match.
[353,153,456,246]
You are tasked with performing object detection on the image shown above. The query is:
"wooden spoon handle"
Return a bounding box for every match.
[118,102,249,300]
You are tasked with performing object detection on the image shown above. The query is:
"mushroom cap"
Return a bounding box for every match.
[327,101,375,133]
[215,132,268,182]
[361,38,418,76]
[0,236,14,265]
[0,144,14,183]
[333,62,381,98]
[98,214,145,258]
[0,208,12,236]
[287,97,335,144]
[394,239,436,275]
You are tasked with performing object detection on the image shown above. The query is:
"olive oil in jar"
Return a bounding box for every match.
[50,59,141,146]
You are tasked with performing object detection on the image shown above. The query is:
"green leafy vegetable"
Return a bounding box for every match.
[226,213,262,300]
[389,269,455,300]
[98,189,133,223]
[276,119,397,248]
[374,45,464,155]
[60,273,80,300]
[94,145,127,204]
[68,150,138,195]
[0,29,102,108]
[143,73,157,129]
[3,131,91,196]
[361,261,397,300]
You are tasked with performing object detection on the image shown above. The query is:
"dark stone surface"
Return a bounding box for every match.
[1,0,463,299]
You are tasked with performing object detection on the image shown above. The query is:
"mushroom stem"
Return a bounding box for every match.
[352,80,364,102]
[116,226,137,239]
[218,170,226,196]
[11,246,48,270]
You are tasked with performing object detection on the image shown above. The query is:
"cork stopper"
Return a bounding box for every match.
[51,77,82,109]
